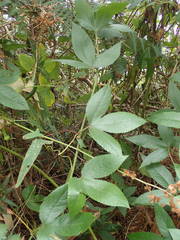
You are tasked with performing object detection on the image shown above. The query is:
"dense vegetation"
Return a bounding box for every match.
[0,0,180,239]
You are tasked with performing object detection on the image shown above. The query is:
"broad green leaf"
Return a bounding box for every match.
[81,153,127,178]
[72,23,95,65]
[18,54,35,72]
[39,183,68,224]
[43,59,56,73]
[0,224,7,240]
[0,85,29,110]
[92,112,146,133]
[36,221,61,240]
[145,164,174,188]
[23,129,43,140]
[55,59,89,68]
[8,235,21,240]
[15,139,52,188]
[128,232,164,240]
[168,81,180,111]
[170,72,180,83]
[86,85,111,123]
[68,193,86,217]
[109,24,132,33]
[133,190,169,206]
[148,111,180,128]
[174,163,180,180]
[0,68,20,85]
[93,43,121,68]
[89,127,122,155]
[127,134,167,149]
[75,0,94,30]
[158,125,174,147]
[140,148,168,168]
[38,86,55,107]
[168,229,180,240]
[81,178,129,207]
[154,205,175,238]
[94,2,128,31]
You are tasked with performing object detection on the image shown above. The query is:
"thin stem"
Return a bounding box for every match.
[89,227,98,240]
[118,170,173,196]
[0,145,58,188]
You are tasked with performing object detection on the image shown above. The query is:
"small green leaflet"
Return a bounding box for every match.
[23,129,44,140]
[81,178,129,208]
[140,148,168,168]
[89,127,122,155]
[72,23,95,66]
[18,54,35,72]
[109,24,132,33]
[68,192,86,217]
[0,85,29,110]
[86,85,111,123]
[55,59,89,69]
[154,204,175,238]
[93,43,121,68]
[81,153,127,179]
[168,229,180,240]
[128,232,164,240]
[39,183,68,224]
[15,139,52,188]
[148,111,180,128]
[92,112,146,133]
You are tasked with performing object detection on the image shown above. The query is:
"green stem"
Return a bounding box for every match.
[89,227,98,240]
[0,145,58,188]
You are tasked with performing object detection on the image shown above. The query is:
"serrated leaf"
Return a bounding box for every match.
[39,183,67,224]
[0,85,29,110]
[145,164,174,188]
[92,112,146,133]
[127,134,167,149]
[93,43,121,68]
[75,0,94,30]
[128,232,164,240]
[18,54,35,72]
[168,229,180,240]
[89,127,122,155]
[154,204,175,238]
[81,153,127,179]
[81,178,129,207]
[86,85,111,123]
[15,139,52,188]
[148,111,180,128]
[140,148,168,168]
[72,23,95,65]
[55,59,89,68]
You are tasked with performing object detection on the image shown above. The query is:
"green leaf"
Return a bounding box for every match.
[0,67,20,85]
[140,148,168,168]
[39,183,68,224]
[8,235,21,240]
[68,192,86,217]
[154,204,175,238]
[75,0,94,30]
[109,24,132,33]
[158,125,174,147]
[55,59,89,68]
[148,111,180,128]
[72,23,95,65]
[0,224,8,240]
[127,134,167,149]
[0,85,29,110]
[145,164,174,188]
[23,129,44,140]
[174,163,180,180]
[133,190,169,206]
[168,229,180,240]
[128,232,164,240]
[92,112,146,133]
[93,43,121,68]
[86,85,111,123]
[170,72,180,82]
[89,127,122,155]
[81,153,127,179]
[15,139,52,188]
[18,54,35,72]
[94,2,128,31]
[81,178,129,207]
[36,221,61,240]
[168,81,180,111]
